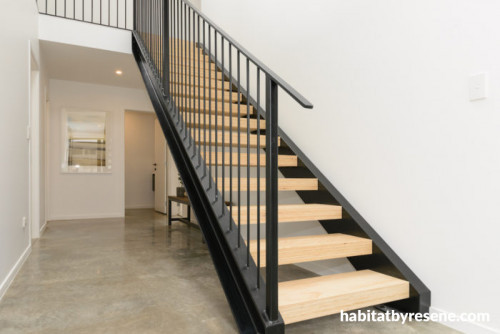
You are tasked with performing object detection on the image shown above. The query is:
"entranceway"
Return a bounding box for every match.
[124,111,156,210]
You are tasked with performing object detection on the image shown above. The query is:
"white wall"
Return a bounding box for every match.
[125,111,155,209]
[0,0,39,299]
[47,79,153,220]
[39,15,132,54]
[203,1,500,333]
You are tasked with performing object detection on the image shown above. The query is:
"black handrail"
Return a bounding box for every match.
[134,0,312,331]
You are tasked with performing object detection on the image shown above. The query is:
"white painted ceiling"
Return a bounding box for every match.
[41,40,146,89]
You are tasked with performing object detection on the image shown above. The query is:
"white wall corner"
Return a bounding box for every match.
[0,245,32,302]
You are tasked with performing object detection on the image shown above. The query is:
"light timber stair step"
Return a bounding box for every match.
[279,270,410,324]
[178,100,252,116]
[171,80,231,91]
[202,152,297,167]
[171,75,230,89]
[171,68,225,79]
[186,115,265,131]
[230,204,342,225]
[224,178,318,191]
[173,88,240,103]
[171,63,220,75]
[195,131,279,148]
[170,58,213,67]
[249,234,372,267]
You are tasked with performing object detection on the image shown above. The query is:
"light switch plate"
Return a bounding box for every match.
[469,73,487,101]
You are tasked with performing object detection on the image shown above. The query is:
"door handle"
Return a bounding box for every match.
[152,173,155,192]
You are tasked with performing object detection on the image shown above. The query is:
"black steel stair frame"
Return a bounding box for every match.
[132,0,431,332]
[132,32,283,334]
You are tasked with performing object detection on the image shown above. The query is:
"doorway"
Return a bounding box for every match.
[124,111,156,210]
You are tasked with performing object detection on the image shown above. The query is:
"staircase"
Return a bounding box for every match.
[132,0,430,332]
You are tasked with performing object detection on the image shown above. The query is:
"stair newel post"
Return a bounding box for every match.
[162,0,170,97]
[265,75,279,322]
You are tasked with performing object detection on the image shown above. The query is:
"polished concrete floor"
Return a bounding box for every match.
[0,209,458,333]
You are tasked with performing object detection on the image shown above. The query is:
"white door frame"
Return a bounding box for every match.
[29,44,41,239]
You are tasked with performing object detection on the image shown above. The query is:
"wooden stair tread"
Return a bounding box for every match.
[195,131,279,148]
[171,68,224,79]
[203,152,297,167]
[224,178,317,191]
[171,75,229,87]
[171,79,231,90]
[230,204,342,224]
[279,270,410,324]
[178,100,252,116]
[171,62,219,71]
[173,89,240,103]
[249,234,372,266]
[186,115,265,131]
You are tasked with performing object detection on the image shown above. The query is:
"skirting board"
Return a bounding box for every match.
[48,212,124,221]
[125,205,154,209]
[430,307,499,334]
[40,221,47,235]
[0,245,31,302]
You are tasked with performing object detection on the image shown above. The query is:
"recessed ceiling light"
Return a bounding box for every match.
[115,70,123,76]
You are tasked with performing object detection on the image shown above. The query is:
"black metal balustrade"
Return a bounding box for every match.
[38,0,133,30]
[133,0,312,332]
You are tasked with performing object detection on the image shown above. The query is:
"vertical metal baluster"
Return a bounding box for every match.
[183,3,187,138]
[208,25,212,190]
[100,0,102,24]
[197,14,201,167]
[214,30,218,201]
[116,0,118,27]
[256,68,261,288]
[203,20,207,180]
[160,0,163,84]
[64,0,66,17]
[177,0,181,121]
[55,0,57,16]
[181,2,185,132]
[229,43,233,231]
[246,58,250,267]
[155,0,157,75]
[91,0,93,23]
[73,0,75,19]
[188,7,192,149]
[82,0,84,21]
[265,76,279,322]
[237,51,241,248]
[108,0,110,25]
[146,1,151,53]
[221,36,225,215]
[151,0,152,62]
[180,2,184,133]
[170,0,173,102]
[125,0,127,29]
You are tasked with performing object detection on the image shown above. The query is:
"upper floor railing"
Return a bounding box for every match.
[37,0,133,30]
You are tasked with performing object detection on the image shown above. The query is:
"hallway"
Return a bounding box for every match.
[0,210,456,333]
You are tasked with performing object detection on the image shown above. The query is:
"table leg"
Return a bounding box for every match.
[168,199,172,226]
